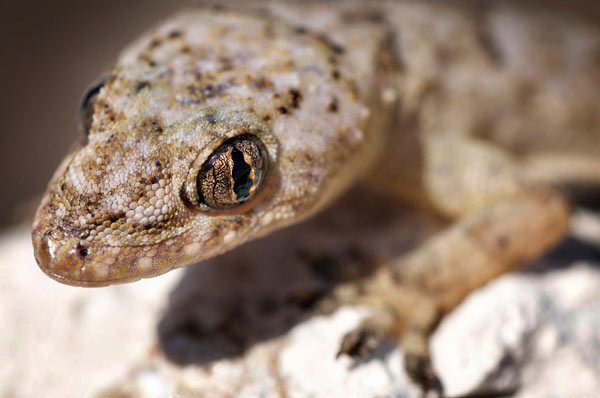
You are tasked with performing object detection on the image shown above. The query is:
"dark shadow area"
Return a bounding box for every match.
[157,187,442,364]
[527,236,600,274]
[565,185,600,210]
[553,236,599,264]
[158,188,600,367]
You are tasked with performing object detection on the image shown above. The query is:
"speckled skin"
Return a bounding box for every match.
[32,4,394,285]
[32,1,600,393]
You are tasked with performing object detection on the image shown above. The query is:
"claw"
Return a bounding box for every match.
[405,354,444,397]
[336,324,384,359]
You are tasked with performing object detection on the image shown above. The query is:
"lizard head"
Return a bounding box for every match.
[32,97,284,286]
[31,9,391,286]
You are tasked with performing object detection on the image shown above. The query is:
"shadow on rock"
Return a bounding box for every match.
[156,186,600,366]
[157,187,437,365]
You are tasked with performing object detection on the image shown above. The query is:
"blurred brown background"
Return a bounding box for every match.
[0,0,599,227]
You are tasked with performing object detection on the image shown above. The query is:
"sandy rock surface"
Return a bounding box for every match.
[2,202,599,397]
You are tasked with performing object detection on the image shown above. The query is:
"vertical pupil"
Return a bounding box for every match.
[231,147,253,201]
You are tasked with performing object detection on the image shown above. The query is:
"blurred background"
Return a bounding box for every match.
[1,0,600,227]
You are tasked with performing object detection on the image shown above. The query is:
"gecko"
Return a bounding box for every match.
[31,1,600,394]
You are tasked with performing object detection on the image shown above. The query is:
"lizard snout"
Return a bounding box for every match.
[32,225,89,286]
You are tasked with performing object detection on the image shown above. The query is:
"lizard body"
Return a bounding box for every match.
[32,1,600,393]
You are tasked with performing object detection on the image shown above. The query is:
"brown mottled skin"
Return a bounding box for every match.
[31,1,600,394]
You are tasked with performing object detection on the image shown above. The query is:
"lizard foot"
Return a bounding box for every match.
[334,284,445,395]
[336,318,385,359]
[338,319,445,396]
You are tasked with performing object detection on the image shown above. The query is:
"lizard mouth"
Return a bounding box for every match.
[32,223,163,287]
[31,209,208,287]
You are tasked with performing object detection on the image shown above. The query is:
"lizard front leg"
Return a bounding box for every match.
[338,137,571,394]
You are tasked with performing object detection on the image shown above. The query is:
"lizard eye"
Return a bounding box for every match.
[79,77,106,135]
[194,134,268,210]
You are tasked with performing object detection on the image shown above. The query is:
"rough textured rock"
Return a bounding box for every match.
[432,264,600,397]
[2,206,599,397]
[0,226,182,398]
[97,309,421,398]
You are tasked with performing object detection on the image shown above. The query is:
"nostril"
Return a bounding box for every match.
[32,226,86,284]
[76,244,89,258]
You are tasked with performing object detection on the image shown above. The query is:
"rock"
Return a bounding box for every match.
[98,309,420,398]
[432,264,600,397]
[2,201,599,397]
[0,225,183,398]
[432,276,544,396]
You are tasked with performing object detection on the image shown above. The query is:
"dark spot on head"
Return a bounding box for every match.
[205,113,216,125]
[262,114,271,122]
[135,81,151,93]
[202,82,229,99]
[278,106,288,114]
[289,88,302,109]
[167,30,182,39]
[218,56,234,71]
[294,26,308,34]
[477,24,504,66]
[149,38,162,49]
[328,97,339,113]
[138,53,155,67]
[108,212,124,223]
[151,120,163,134]
[497,235,510,249]
[331,70,341,80]
[250,76,273,90]
[181,45,191,54]
[140,118,163,134]
[317,33,345,55]
[77,244,88,258]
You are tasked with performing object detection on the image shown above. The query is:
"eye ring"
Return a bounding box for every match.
[191,133,268,211]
